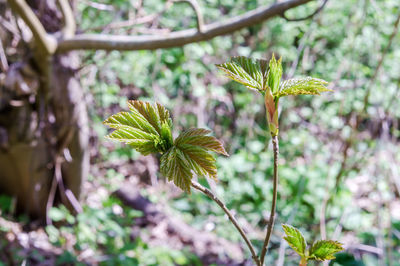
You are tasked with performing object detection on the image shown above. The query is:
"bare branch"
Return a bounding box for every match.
[8,0,57,55]
[190,180,261,266]
[46,170,58,225]
[0,38,8,72]
[57,0,313,52]
[174,0,204,32]
[57,0,76,38]
[348,244,383,256]
[282,0,329,22]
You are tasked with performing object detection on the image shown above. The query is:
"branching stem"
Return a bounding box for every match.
[190,180,261,266]
[57,0,76,38]
[57,0,312,52]
[260,135,279,265]
[8,0,57,55]
[174,0,204,32]
[282,0,329,21]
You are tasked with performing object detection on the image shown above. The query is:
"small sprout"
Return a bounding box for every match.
[217,55,331,137]
[266,54,283,94]
[104,100,228,193]
[282,224,344,265]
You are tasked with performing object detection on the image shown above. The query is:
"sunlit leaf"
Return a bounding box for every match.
[127,100,173,135]
[174,128,211,138]
[160,146,192,193]
[104,100,173,154]
[180,144,217,181]
[282,224,307,257]
[105,126,155,143]
[175,128,228,156]
[266,54,283,94]
[276,77,331,98]
[216,56,268,92]
[103,111,158,135]
[308,240,344,261]
[160,128,228,192]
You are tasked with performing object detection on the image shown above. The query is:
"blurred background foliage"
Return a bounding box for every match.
[1,0,400,265]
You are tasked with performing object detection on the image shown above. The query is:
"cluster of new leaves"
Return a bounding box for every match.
[282,224,344,262]
[104,100,228,193]
[104,100,174,155]
[216,55,331,98]
[217,55,331,137]
[160,128,228,193]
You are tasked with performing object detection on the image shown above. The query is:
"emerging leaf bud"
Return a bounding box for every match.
[264,87,279,137]
[266,54,283,94]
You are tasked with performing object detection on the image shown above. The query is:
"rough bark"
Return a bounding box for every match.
[0,55,88,219]
[0,0,88,219]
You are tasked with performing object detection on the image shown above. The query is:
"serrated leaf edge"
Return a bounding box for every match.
[282,224,307,257]
[308,240,344,261]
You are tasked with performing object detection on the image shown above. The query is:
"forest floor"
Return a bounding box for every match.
[0,130,249,266]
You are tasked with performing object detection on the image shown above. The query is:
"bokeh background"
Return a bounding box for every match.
[1,0,400,265]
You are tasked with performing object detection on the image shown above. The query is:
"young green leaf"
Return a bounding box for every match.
[175,128,228,156]
[266,54,283,94]
[216,56,268,92]
[173,127,211,138]
[127,100,173,135]
[276,77,331,98]
[160,146,193,193]
[103,111,158,135]
[308,240,344,261]
[160,128,228,193]
[105,126,161,155]
[180,144,217,181]
[103,100,173,154]
[282,224,307,257]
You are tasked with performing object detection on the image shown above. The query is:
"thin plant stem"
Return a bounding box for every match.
[260,135,279,265]
[299,256,307,266]
[190,180,261,266]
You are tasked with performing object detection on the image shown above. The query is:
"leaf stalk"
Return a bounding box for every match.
[260,135,279,264]
[190,180,261,266]
[299,256,307,266]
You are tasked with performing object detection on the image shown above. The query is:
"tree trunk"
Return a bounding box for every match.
[0,1,88,220]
